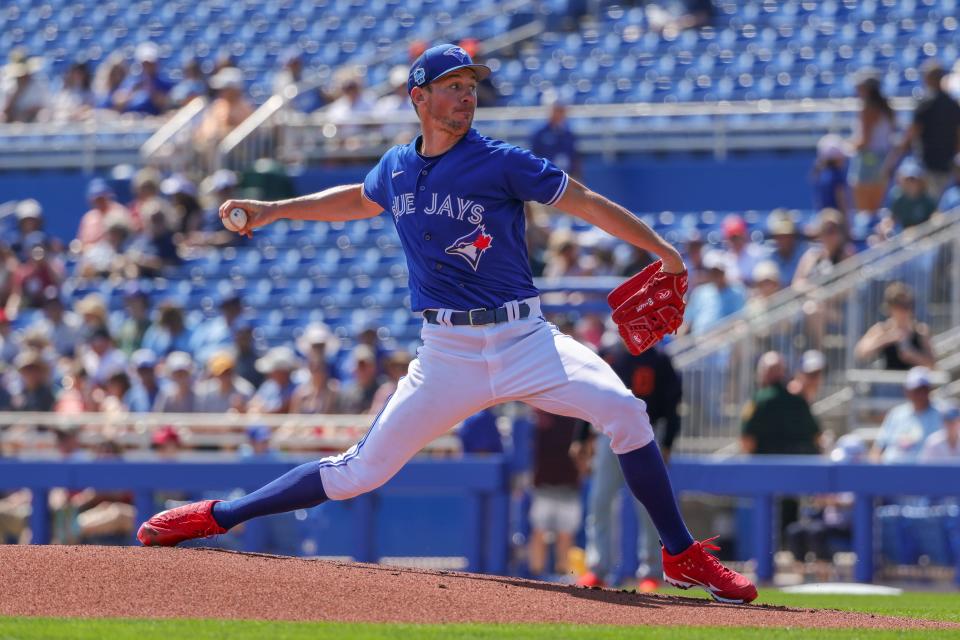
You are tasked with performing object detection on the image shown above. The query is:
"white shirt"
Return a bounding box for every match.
[919,430,960,462]
[326,93,376,137]
[723,243,770,286]
[0,75,50,122]
[877,402,944,463]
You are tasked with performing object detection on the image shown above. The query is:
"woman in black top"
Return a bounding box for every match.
[854,282,936,370]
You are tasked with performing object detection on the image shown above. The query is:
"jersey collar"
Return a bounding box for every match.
[407,128,479,163]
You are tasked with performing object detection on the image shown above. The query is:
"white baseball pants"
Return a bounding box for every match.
[317,298,655,500]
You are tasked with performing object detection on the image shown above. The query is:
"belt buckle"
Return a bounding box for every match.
[467,308,486,326]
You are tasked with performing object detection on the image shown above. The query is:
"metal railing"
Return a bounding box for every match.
[0,112,163,171]
[249,96,917,165]
[0,411,460,458]
[667,209,960,454]
[138,96,209,174]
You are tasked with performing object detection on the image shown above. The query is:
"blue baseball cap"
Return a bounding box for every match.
[86,178,114,200]
[247,425,271,443]
[407,43,491,95]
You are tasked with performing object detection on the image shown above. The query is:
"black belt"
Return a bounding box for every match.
[423,302,531,326]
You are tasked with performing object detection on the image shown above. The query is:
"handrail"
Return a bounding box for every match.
[667,209,960,368]
[270,95,917,162]
[271,96,916,129]
[0,411,461,453]
[0,411,371,429]
[138,96,207,161]
[219,94,284,159]
[0,115,161,137]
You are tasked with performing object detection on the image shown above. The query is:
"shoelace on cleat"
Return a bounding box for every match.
[697,536,738,581]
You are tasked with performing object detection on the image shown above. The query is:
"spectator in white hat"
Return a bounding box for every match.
[787,350,826,405]
[812,134,850,217]
[249,346,300,414]
[766,210,806,287]
[113,42,172,115]
[153,351,197,413]
[195,67,253,148]
[11,199,45,260]
[1,55,49,123]
[295,322,341,376]
[871,366,943,463]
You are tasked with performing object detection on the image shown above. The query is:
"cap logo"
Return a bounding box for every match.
[443,47,469,63]
[413,67,426,86]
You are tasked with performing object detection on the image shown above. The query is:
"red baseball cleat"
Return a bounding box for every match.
[137,499,227,547]
[575,571,606,588]
[662,536,758,604]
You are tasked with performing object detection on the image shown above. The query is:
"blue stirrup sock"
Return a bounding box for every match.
[617,441,695,556]
[211,461,328,530]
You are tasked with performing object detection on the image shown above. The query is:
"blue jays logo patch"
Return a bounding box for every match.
[413,67,426,86]
[445,225,493,271]
[443,47,469,63]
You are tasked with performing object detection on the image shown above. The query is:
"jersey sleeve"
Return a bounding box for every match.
[502,146,569,206]
[361,154,389,211]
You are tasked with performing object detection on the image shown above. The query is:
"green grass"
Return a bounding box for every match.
[661,587,960,623]
[2,591,959,640]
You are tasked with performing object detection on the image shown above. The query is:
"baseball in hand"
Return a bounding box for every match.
[223,207,248,233]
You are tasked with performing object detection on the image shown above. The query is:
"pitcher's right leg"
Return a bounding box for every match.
[138,353,490,546]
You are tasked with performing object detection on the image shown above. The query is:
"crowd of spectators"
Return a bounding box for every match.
[0,278,410,425]
[0,161,422,472]
[0,37,484,130]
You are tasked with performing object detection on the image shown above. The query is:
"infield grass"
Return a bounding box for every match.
[661,587,960,624]
[2,591,959,640]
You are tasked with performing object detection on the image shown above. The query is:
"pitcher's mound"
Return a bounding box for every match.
[0,546,949,630]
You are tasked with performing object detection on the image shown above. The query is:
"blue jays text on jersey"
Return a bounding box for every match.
[362,128,569,311]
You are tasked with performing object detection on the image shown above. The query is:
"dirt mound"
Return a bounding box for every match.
[0,546,951,629]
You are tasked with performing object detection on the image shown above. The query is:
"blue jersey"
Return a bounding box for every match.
[362,128,568,311]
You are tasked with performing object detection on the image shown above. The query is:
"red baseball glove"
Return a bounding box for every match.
[608,260,688,355]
